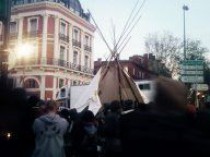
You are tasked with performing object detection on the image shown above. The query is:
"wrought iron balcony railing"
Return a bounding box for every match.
[23,31,39,38]
[14,58,93,74]
[59,33,69,43]
[84,45,92,52]
[80,65,93,74]
[72,39,81,48]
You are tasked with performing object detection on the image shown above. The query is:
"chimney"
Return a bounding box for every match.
[97,58,102,62]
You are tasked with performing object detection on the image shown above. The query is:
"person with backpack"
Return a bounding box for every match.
[32,100,69,157]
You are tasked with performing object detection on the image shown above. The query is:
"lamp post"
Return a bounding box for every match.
[183,5,189,60]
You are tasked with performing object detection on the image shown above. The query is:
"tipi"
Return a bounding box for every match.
[73,0,146,115]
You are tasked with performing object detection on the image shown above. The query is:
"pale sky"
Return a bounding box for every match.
[80,0,210,61]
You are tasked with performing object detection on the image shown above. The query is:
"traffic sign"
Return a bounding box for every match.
[180,60,204,83]
[181,76,204,83]
[181,65,203,70]
[181,60,204,65]
[181,70,204,75]
[191,84,209,91]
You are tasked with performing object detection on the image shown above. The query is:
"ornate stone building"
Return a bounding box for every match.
[0,0,95,100]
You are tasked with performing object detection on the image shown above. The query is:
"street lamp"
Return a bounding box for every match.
[183,5,189,60]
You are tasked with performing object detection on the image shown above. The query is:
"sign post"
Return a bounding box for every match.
[181,59,204,108]
[181,60,204,83]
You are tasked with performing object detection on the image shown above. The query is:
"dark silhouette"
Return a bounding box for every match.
[103,100,122,157]
[71,110,98,157]
[120,77,210,157]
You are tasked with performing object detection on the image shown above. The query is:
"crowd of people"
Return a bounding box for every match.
[31,99,123,157]
[1,74,210,157]
[23,97,210,157]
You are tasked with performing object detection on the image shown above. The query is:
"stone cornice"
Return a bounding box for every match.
[11,2,96,32]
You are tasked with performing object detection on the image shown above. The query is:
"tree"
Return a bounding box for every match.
[144,32,209,78]
[186,39,208,60]
[145,32,182,78]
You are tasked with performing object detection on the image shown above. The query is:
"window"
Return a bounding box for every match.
[139,83,151,90]
[59,79,64,88]
[59,46,65,66]
[139,72,142,78]
[60,22,66,35]
[10,22,17,34]
[73,28,80,41]
[73,80,77,85]
[85,35,89,46]
[73,51,78,65]
[30,18,38,32]
[60,46,65,60]
[85,56,88,67]
[24,79,39,88]
[142,73,145,78]
[133,68,136,75]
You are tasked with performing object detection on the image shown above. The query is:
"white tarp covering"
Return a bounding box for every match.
[70,85,88,105]
[73,69,102,115]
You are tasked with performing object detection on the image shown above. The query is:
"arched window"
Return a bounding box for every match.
[24,79,39,88]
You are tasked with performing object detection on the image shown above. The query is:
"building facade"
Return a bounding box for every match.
[0,0,95,100]
[94,54,171,81]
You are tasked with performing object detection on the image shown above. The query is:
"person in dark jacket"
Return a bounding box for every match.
[103,100,122,157]
[71,110,98,157]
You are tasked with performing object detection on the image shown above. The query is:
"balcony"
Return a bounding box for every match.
[15,59,39,66]
[13,58,93,74]
[59,33,69,43]
[72,39,81,48]
[84,45,92,52]
[80,65,93,74]
[23,31,39,38]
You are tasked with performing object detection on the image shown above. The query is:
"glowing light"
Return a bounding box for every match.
[6,133,11,140]
[15,43,35,59]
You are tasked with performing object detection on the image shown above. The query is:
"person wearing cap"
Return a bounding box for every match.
[32,100,68,157]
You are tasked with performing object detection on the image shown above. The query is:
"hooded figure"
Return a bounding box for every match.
[32,100,68,157]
